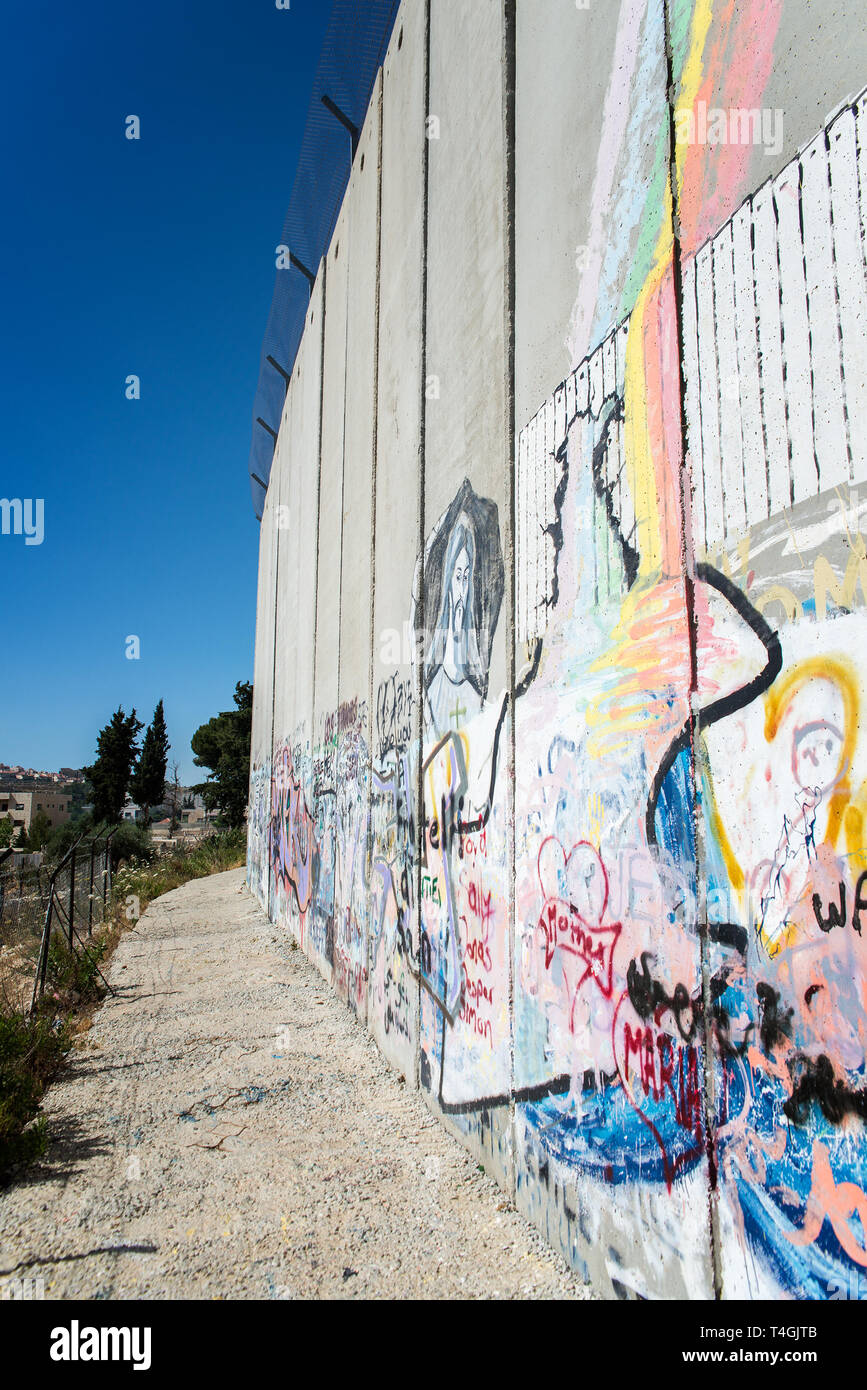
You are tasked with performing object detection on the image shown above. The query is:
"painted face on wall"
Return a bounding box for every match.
[419,485,505,738]
[793,716,845,794]
[449,544,471,669]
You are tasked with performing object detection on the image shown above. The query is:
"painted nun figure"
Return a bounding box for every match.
[423,514,486,739]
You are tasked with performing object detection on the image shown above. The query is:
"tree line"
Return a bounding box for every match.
[2,682,252,856]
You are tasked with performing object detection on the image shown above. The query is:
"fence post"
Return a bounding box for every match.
[30,833,85,1013]
[31,877,56,1015]
[67,848,76,948]
[106,830,115,904]
[33,892,54,1010]
[88,839,96,935]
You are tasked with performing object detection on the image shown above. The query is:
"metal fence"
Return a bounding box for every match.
[248,0,400,516]
[0,834,115,1014]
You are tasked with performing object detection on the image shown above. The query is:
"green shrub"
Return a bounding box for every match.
[108,822,155,870]
[0,1011,69,1179]
[44,817,92,863]
[113,828,245,914]
[44,819,154,871]
[45,933,108,1002]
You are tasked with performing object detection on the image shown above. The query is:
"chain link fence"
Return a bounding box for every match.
[0,834,115,1015]
[0,852,48,1012]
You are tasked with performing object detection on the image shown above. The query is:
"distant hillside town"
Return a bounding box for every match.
[0,761,211,841]
[0,763,85,784]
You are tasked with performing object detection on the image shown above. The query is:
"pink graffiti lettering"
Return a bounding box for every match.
[535,837,621,997]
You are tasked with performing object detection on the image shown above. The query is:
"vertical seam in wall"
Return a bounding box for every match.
[503,0,518,1206]
[311,263,328,947]
[662,0,722,1301]
[415,0,432,1095]
[311,265,328,715]
[269,477,281,925]
[366,78,384,1037]
[336,242,351,774]
[333,197,353,990]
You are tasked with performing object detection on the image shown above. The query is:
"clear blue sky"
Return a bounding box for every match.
[0,0,331,784]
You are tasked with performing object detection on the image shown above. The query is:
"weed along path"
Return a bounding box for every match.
[0,869,593,1300]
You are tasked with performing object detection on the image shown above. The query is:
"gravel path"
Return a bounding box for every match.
[0,869,594,1300]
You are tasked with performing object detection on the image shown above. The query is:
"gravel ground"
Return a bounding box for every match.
[0,869,595,1300]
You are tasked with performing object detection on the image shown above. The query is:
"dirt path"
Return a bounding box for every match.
[0,869,593,1300]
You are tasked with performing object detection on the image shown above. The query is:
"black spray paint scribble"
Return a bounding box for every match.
[645,563,783,850]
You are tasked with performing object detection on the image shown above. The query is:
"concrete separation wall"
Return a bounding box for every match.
[249,0,867,1300]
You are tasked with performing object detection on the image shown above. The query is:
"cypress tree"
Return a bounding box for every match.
[130,700,170,829]
[85,708,144,825]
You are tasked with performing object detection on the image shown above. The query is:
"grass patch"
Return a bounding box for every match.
[44,932,110,1006]
[0,1011,70,1179]
[113,827,247,918]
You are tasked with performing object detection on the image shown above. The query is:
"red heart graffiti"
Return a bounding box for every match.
[536,837,621,1000]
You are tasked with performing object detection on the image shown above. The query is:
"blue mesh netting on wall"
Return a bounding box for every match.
[248,0,401,518]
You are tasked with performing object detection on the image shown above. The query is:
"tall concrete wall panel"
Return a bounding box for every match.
[514,0,621,427]
[420,0,512,1188]
[368,0,427,1083]
[248,481,278,910]
[335,77,382,1018]
[269,370,298,925]
[249,0,867,1299]
[511,0,714,1299]
[311,214,349,982]
[271,274,324,947]
[679,0,867,1300]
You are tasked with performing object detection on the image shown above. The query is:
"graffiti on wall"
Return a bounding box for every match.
[367,480,512,1106]
[513,46,867,1298]
[246,0,867,1302]
[270,737,317,944]
[268,701,371,1017]
[247,761,270,911]
[332,698,371,1014]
